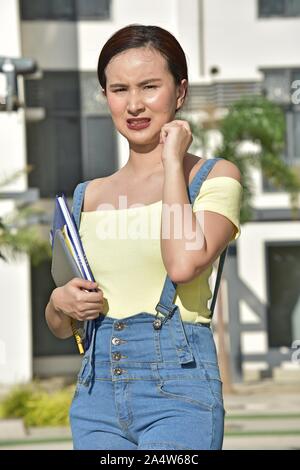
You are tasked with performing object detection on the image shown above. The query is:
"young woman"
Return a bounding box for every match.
[45,24,242,450]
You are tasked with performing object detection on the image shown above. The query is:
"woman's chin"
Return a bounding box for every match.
[120,130,160,146]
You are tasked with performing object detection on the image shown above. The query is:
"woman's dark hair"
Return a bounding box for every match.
[97,24,188,109]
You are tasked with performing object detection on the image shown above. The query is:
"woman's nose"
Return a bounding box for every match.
[127,90,145,113]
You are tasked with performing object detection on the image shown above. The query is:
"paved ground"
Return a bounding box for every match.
[1,380,299,450]
[223,436,300,450]
[223,381,300,449]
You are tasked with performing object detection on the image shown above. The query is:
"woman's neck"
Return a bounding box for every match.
[123,147,164,179]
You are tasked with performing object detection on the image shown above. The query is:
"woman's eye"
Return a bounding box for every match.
[113,85,157,93]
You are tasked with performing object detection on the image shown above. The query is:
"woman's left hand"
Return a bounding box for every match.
[159,120,193,166]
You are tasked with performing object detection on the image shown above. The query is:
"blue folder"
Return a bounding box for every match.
[50,192,96,286]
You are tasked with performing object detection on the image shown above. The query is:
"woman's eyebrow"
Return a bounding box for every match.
[109,78,162,88]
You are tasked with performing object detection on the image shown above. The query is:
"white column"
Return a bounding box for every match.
[174,0,201,82]
[0,0,32,384]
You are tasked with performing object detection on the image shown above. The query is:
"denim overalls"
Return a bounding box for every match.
[69,157,227,450]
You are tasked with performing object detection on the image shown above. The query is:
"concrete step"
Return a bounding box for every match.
[225,418,300,433]
[0,419,26,440]
[273,368,300,383]
[223,435,300,450]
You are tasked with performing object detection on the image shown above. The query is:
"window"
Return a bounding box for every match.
[26,116,83,198]
[261,68,300,191]
[24,71,117,197]
[258,0,300,17]
[20,0,75,20]
[263,69,291,104]
[31,259,77,356]
[20,0,111,21]
[261,68,300,175]
[75,0,111,19]
[82,115,118,180]
[266,243,300,348]
[25,72,82,197]
[294,111,300,158]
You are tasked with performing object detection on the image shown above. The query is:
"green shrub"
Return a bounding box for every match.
[0,384,75,427]
[0,386,33,420]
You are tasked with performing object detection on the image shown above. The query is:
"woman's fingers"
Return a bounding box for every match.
[80,290,104,302]
[81,314,100,321]
[76,309,101,320]
[80,302,103,311]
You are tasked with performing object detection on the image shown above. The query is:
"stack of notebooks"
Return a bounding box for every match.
[50,193,96,354]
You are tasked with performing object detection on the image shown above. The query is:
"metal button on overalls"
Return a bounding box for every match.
[112,337,121,346]
[153,318,162,330]
[113,367,123,376]
[114,322,125,331]
[112,352,121,361]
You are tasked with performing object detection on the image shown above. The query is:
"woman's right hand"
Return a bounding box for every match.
[51,278,104,321]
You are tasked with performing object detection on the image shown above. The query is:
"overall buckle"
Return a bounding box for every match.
[153,303,176,330]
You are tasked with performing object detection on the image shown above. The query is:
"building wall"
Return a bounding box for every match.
[204,0,300,79]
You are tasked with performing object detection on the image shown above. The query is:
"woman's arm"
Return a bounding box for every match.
[161,158,242,284]
[45,288,73,339]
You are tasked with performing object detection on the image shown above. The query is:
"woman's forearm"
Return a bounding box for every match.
[161,161,206,282]
[45,289,73,339]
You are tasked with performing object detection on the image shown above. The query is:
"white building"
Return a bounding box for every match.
[0,0,300,385]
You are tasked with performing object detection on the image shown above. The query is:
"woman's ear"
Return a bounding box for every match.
[101,88,106,97]
[176,78,188,111]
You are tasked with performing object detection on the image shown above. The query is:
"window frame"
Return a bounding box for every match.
[258,0,300,18]
[19,0,111,21]
[261,67,300,166]
[265,240,300,348]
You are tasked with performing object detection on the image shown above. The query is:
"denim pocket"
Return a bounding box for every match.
[156,378,215,411]
[206,376,224,409]
[190,326,224,409]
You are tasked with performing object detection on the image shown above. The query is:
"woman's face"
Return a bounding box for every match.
[103,47,187,148]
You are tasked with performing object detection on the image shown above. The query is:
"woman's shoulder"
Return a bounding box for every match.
[186,153,242,185]
[81,169,128,211]
[81,176,110,211]
[208,157,242,183]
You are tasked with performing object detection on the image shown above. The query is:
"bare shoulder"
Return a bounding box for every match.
[185,153,242,185]
[82,176,108,211]
[208,158,242,183]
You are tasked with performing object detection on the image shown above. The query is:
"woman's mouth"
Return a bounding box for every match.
[126,118,151,130]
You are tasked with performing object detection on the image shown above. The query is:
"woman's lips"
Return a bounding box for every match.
[126,119,151,130]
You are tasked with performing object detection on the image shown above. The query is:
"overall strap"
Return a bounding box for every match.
[154,157,227,322]
[189,157,227,316]
[72,180,91,230]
